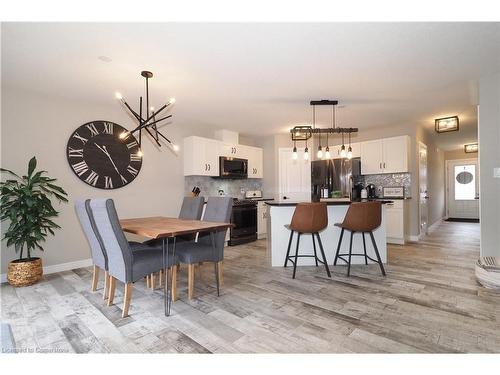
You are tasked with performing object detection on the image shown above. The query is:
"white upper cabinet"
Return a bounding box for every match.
[360,135,409,175]
[183,136,263,178]
[247,147,263,178]
[183,136,220,176]
[360,139,384,174]
[382,136,409,174]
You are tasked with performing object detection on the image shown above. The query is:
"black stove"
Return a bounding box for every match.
[229,198,258,245]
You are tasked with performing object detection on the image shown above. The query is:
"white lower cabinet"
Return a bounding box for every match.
[385,200,405,244]
[257,201,268,239]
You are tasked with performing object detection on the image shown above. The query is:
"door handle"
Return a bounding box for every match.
[383,162,386,169]
[283,196,288,200]
[380,162,382,169]
[208,164,211,171]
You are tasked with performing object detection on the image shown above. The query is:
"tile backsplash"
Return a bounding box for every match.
[185,176,263,199]
[354,173,411,198]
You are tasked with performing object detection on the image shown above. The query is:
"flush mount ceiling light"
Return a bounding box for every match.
[290,100,358,160]
[435,116,459,133]
[464,143,478,153]
[115,71,178,156]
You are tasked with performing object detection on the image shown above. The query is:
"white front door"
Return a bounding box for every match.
[447,159,479,219]
[278,148,311,201]
[419,142,428,236]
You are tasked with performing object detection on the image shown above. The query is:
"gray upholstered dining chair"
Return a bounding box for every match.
[75,199,109,296]
[175,196,232,299]
[88,198,179,318]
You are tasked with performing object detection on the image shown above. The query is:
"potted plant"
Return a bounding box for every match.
[1,157,68,287]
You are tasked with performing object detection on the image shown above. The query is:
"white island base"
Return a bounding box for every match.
[266,203,387,268]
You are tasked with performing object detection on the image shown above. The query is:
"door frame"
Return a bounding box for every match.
[445,158,479,219]
[418,141,428,238]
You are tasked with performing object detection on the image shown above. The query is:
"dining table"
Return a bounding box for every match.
[119,216,233,316]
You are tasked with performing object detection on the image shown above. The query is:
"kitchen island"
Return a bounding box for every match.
[265,200,389,267]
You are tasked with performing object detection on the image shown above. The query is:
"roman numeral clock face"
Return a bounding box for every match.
[66,121,142,189]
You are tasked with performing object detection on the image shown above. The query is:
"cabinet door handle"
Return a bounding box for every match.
[380,162,382,169]
[205,164,207,171]
[383,162,386,169]
[208,164,211,171]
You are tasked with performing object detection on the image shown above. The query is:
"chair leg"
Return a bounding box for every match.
[103,271,110,300]
[311,234,319,266]
[362,232,368,265]
[150,273,156,290]
[171,266,177,302]
[107,276,117,306]
[284,230,294,267]
[292,233,301,279]
[198,262,203,281]
[334,228,344,265]
[91,265,99,292]
[146,275,150,288]
[369,231,386,276]
[218,261,224,286]
[188,264,195,299]
[347,232,354,277]
[315,233,331,278]
[159,269,163,288]
[122,283,132,318]
[214,262,220,296]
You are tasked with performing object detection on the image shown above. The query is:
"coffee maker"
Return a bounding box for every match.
[366,184,377,199]
[351,182,364,201]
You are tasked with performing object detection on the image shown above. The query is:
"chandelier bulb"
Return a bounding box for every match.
[347,146,353,159]
[325,146,331,159]
[115,92,123,100]
[340,144,347,158]
[317,146,323,159]
[172,144,180,152]
[169,97,176,104]
[304,147,309,161]
[292,146,298,160]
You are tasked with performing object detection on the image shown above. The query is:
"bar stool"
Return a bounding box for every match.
[333,201,386,277]
[284,202,331,279]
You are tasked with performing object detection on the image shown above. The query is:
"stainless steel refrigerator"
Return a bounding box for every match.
[311,157,361,200]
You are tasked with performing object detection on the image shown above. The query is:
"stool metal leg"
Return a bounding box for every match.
[292,233,301,279]
[334,228,344,265]
[315,233,331,278]
[369,231,386,276]
[284,230,294,267]
[311,234,319,267]
[362,232,368,265]
[347,231,354,277]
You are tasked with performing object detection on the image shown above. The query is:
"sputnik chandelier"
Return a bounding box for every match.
[115,71,178,156]
[290,100,358,160]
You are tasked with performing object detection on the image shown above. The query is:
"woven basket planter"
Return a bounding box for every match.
[7,258,43,287]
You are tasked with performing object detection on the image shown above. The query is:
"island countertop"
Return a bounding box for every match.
[265,199,395,207]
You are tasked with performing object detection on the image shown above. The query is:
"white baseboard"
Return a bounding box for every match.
[406,235,419,242]
[387,237,405,245]
[428,218,444,233]
[0,258,92,284]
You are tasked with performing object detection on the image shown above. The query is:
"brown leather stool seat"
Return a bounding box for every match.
[284,203,331,279]
[333,201,386,276]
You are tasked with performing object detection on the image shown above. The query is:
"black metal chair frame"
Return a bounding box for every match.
[284,230,331,279]
[333,228,386,277]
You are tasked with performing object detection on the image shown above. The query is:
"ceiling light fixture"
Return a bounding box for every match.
[116,70,178,155]
[290,100,357,160]
[435,116,459,133]
[464,143,478,153]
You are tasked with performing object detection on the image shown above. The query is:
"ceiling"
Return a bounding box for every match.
[2,23,499,150]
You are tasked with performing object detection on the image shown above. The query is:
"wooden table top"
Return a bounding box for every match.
[119,216,233,239]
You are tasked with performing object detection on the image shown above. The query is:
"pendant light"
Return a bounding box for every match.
[312,105,323,159]
[325,131,331,159]
[304,138,309,160]
[292,140,298,160]
[340,130,347,158]
[347,131,353,159]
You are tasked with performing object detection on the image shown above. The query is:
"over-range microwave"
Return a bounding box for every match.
[217,156,248,179]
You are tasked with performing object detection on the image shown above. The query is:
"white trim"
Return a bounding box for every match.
[428,218,444,233]
[406,235,420,242]
[1,258,92,284]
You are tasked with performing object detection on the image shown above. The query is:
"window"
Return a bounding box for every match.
[454,165,475,200]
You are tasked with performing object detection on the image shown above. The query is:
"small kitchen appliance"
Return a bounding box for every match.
[366,184,377,199]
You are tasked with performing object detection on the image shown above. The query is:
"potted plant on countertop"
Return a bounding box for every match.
[1,157,68,287]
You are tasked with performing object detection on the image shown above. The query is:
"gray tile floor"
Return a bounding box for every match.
[2,221,499,353]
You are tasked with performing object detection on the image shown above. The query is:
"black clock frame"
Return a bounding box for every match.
[66,120,143,190]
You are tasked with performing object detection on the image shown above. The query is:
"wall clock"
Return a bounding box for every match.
[66,121,142,189]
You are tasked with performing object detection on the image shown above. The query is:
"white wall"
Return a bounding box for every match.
[0,87,214,273]
[478,72,500,257]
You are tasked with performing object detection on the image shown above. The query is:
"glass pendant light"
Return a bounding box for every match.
[325,145,331,159]
[292,140,298,160]
[340,130,347,158]
[347,132,352,159]
[304,139,309,160]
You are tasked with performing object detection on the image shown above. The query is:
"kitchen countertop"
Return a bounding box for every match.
[247,197,275,202]
[266,199,395,207]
